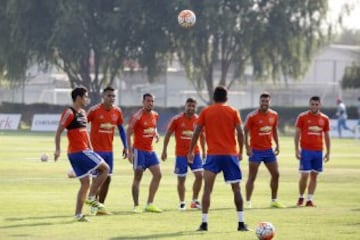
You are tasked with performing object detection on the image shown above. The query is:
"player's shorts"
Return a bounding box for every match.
[133,148,159,170]
[204,155,242,183]
[68,149,105,179]
[175,153,203,177]
[92,151,113,176]
[299,149,323,173]
[249,148,277,164]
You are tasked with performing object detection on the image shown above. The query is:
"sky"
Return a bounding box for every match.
[328,0,360,30]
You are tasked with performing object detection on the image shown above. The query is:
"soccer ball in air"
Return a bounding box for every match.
[178,9,196,28]
[255,221,275,240]
[40,153,49,162]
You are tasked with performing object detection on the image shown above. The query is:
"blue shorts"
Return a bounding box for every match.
[68,150,105,179]
[299,149,323,173]
[204,155,242,183]
[249,149,277,164]
[175,154,203,177]
[133,148,159,170]
[92,152,113,176]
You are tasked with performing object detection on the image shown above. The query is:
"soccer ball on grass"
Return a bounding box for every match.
[255,221,275,240]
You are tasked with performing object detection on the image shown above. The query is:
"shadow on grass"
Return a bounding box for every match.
[110,230,205,240]
[5,215,70,221]
[1,215,79,229]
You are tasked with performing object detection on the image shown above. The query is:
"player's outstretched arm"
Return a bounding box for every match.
[161,130,172,161]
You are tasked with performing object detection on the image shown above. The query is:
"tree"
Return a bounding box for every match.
[342,64,360,89]
[170,0,331,103]
[0,0,173,102]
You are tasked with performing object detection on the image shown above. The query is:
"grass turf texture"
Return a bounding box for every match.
[0,131,359,240]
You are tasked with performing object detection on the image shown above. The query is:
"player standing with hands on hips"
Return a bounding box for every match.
[187,86,249,232]
[294,96,331,207]
[54,87,109,222]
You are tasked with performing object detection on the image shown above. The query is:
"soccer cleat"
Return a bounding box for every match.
[238,222,249,231]
[179,203,186,211]
[133,206,143,213]
[144,204,162,213]
[90,206,98,216]
[305,200,316,207]
[197,222,208,231]
[75,215,89,222]
[97,205,111,215]
[85,198,101,208]
[190,200,201,210]
[245,201,252,209]
[297,197,304,207]
[270,201,286,208]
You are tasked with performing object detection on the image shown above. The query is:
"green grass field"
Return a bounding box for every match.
[0,131,359,240]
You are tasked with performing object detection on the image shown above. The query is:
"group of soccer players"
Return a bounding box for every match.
[54,85,331,231]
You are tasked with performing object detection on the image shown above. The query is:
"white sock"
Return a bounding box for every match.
[272,199,277,202]
[299,195,304,199]
[237,211,245,222]
[75,214,82,219]
[307,194,313,201]
[201,214,208,223]
[88,195,95,201]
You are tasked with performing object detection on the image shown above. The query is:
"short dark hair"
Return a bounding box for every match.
[103,86,115,93]
[260,92,271,99]
[213,86,227,103]
[310,96,321,102]
[71,87,87,102]
[143,93,154,100]
[186,97,197,104]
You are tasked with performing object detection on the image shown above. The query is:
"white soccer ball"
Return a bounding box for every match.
[255,221,276,240]
[178,9,196,28]
[67,169,76,178]
[40,153,49,162]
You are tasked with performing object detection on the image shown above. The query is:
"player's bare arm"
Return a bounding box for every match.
[161,130,173,161]
[324,131,331,162]
[243,126,252,157]
[154,128,160,143]
[199,131,206,160]
[273,126,280,156]
[236,124,244,160]
[187,125,202,164]
[54,124,65,161]
[126,127,134,163]
[294,128,301,160]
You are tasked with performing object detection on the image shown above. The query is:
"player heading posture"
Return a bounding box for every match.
[87,86,128,215]
[294,96,331,207]
[161,98,205,211]
[244,92,285,208]
[54,87,110,222]
[127,93,162,213]
[187,86,249,232]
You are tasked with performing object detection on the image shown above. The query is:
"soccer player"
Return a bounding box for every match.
[54,87,110,222]
[161,98,205,211]
[336,98,352,138]
[127,93,162,213]
[244,92,285,208]
[187,86,249,232]
[87,86,128,215]
[294,96,331,207]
